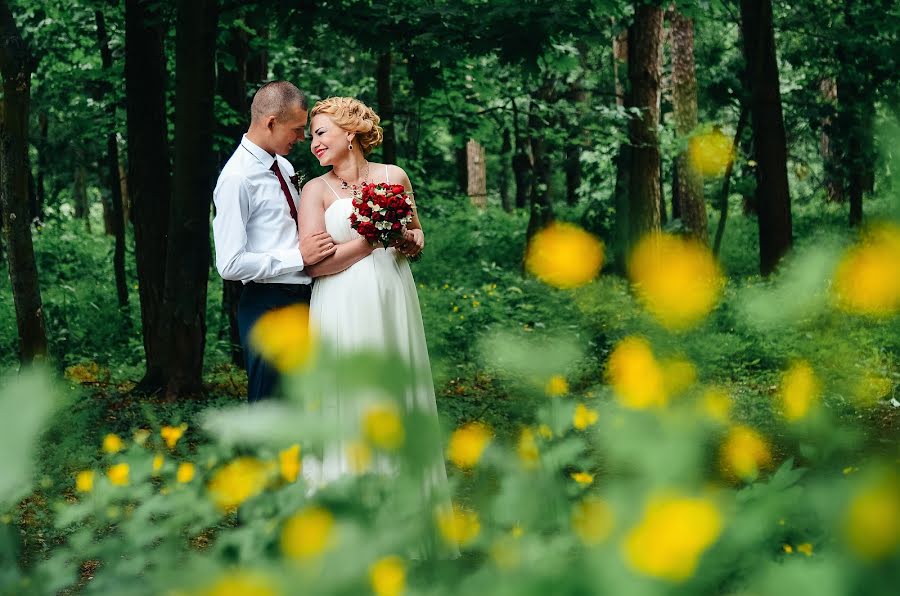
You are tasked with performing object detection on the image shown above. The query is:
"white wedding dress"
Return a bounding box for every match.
[303,167,450,499]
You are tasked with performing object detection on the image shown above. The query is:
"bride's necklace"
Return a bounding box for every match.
[334,160,369,200]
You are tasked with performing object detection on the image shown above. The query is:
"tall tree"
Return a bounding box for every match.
[526,83,555,239]
[612,28,631,268]
[377,50,397,165]
[740,0,792,275]
[511,98,532,209]
[0,0,48,363]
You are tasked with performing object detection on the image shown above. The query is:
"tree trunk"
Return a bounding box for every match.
[455,144,467,194]
[564,82,587,207]
[95,9,129,310]
[466,139,487,208]
[819,77,842,203]
[73,165,90,231]
[612,29,631,270]
[713,104,749,257]
[626,4,664,249]
[126,0,172,392]
[526,87,554,240]
[377,50,397,165]
[0,0,48,363]
[669,8,707,243]
[740,0,793,275]
[511,98,532,210]
[159,0,218,398]
[499,127,512,212]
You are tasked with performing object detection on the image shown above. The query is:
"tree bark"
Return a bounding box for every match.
[377,50,397,165]
[0,0,48,363]
[612,28,631,270]
[526,86,554,240]
[499,127,512,212]
[819,77,842,203]
[73,165,90,231]
[466,139,487,208]
[740,0,793,275]
[159,0,218,398]
[126,0,172,392]
[511,98,532,210]
[713,104,749,257]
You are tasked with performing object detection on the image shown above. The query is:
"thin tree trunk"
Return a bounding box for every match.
[740,0,793,275]
[499,127,512,212]
[73,165,90,231]
[612,28,631,269]
[526,86,554,239]
[511,98,532,210]
[126,0,172,392]
[713,104,749,257]
[0,0,48,363]
[564,82,587,207]
[377,50,397,164]
[819,77,842,203]
[466,139,487,208]
[160,0,218,398]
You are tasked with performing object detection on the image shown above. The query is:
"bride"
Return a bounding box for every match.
[297,96,450,501]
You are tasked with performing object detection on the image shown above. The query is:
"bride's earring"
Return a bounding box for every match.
[348,143,353,151]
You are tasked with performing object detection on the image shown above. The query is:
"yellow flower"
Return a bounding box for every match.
[623,494,723,582]
[363,403,405,450]
[778,361,821,421]
[688,129,734,177]
[161,423,188,450]
[281,506,335,560]
[606,336,668,409]
[176,462,196,484]
[796,542,813,557]
[198,570,280,596]
[152,454,165,474]
[833,223,900,316]
[133,429,151,446]
[700,388,732,424]
[628,233,724,330]
[447,422,492,469]
[75,470,94,493]
[369,555,405,596]
[719,425,773,481]
[571,471,594,486]
[107,463,129,486]
[437,505,480,547]
[346,441,373,474]
[545,375,569,397]
[249,304,317,372]
[573,404,599,430]
[102,433,124,454]
[278,444,301,483]
[662,357,697,396]
[517,427,540,468]
[207,457,271,511]
[525,222,605,289]
[537,424,554,439]
[572,497,614,545]
[844,473,900,560]
[783,544,794,554]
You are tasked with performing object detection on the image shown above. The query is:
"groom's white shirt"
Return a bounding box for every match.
[213,135,311,285]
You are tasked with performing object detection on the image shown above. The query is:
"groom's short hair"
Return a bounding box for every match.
[251,81,308,122]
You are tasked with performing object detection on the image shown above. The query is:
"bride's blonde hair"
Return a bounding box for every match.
[309,97,384,155]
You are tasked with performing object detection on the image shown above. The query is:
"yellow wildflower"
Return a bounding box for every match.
[778,361,821,421]
[133,429,151,446]
[525,222,605,289]
[606,336,667,409]
[161,423,188,450]
[278,444,301,483]
[369,555,405,596]
[628,233,724,330]
[537,424,554,439]
[249,304,317,372]
[102,433,124,454]
[623,494,723,582]
[573,404,599,430]
[844,473,900,560]
[783,544,793,554]
[346,441,373,474]
[797,542,813,557]
[107,463,129,486]
[447,422,492,469]
[688,129,734,177]
[517,427,540,468]
[719,425,773,481]
[545,375,569,397]
[207,457,271,511]
[199,570,280,596]
[572,497,614,545]
[700,388,732,424]
[571,471,594,486]
[75,470,94,493]
[152,454,165,474]
[436,505,480,547]
[281,506,335,561]
[833,223,900,316]
[363,403,405,450]
[176,462,196,484]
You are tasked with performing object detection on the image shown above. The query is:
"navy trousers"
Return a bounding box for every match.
[237,281,312,403]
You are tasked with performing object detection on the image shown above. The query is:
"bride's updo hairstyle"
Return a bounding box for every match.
[309,97,384,155]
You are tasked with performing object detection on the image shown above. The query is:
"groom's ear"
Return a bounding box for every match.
[265,115,277,132]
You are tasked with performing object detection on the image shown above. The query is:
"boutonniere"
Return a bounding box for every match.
[289,172,304,193]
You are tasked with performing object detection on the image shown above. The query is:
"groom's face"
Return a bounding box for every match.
[270,104,308,156]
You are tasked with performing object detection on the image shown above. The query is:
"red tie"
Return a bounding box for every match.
[270,161,298,225]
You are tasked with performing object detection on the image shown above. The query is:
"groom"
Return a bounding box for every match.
[213,81,335,402]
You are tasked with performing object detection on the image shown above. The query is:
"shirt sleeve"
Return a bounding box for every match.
[212,173,305,281]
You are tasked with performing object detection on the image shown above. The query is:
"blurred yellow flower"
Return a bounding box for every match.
[545,375,569,397]
[700,388,732,424]
[75,470,94,493]
[152,454,165,474]
[207,457,271,511]
[778,361,821,421]
[573,404,599,430]
[249,304,317,372]
[797,542,814,557]
[107,463,129,486]
[537,424,554,439]
[278,444,301,483]
[447,422,492,469]
[176,462,195,484]
[133,429,151,446]
[719,425,773,481]
[783,544,793,554]
[199,570,280,596]
[102,433,124,454]
[525,222,604,289]
[281,506,335,561]
[572,497,614,545]
[346,441,372,474]
[369,555,405,596]
[844,473,900,561]
[628,233,724,330]
[161,423,188,450]
[437,505,480,547]
[517,427,540,468]
[571,471,594,486]
[688,129,734,177]
[363,403,405,450]
[623,494,723,582]
[854,372,893,407]
[662,357,697,396]
[606,336,667,409]
[833,223,900,316]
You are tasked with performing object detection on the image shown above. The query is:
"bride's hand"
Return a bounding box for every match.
[398,228,424,258]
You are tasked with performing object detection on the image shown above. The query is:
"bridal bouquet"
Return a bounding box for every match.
[349,183,414,249]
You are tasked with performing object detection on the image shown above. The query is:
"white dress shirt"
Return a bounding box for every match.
[213,136,311,285]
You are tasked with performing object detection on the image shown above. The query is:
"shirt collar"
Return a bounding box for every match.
[241,135,276,169]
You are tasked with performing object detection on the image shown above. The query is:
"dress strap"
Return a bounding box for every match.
[322,176,343,200]
[384,164,389,184]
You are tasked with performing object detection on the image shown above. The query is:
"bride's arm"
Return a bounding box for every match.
[299,179,374,278]
[390,166,424,257]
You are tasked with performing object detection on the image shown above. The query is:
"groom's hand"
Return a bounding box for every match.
[300,231,337,265]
